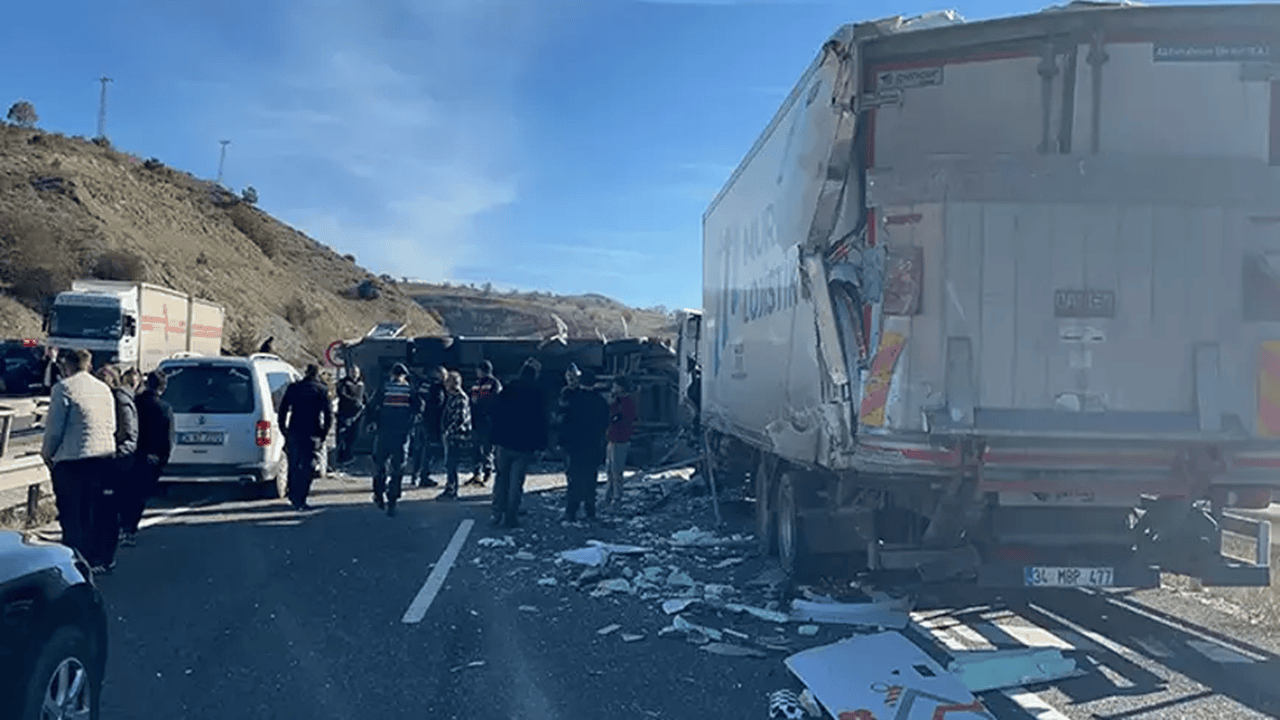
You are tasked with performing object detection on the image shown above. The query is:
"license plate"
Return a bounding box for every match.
[1024,566,1115,587]
[179,431,225,445]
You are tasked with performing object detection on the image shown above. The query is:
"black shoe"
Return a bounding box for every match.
[374,495,385,510]
[386,502,397,517]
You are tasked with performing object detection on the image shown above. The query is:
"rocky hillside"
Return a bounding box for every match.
[402,283,678,340]
[0,124,441,363]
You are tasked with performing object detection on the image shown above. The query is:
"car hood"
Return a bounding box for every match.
[0,530,84,582]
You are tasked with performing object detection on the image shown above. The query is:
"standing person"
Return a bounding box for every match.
[88,365,138,573]
[412,366,447,488]
[369,363,416,516]
[277,364,334,511]
[439,370,472,499]
[489,358,549,528]
[120,370,174,547]
[40,349,115,567]
[604,376,638,510]
[465,360,502,487]
[335,365,366,465]
[560,369,610,523]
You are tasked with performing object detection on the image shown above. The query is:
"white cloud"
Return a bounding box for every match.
[199,1,546,282]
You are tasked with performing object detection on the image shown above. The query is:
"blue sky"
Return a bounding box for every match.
[2,0,1214,310]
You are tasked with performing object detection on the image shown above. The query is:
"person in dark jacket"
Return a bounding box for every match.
[335,365,366,465]
[369,363,416,516]
[439,370,472,499]
[278,364,334,511]
[560,369,610,522]
[489,358,549,528]
[465,360,502,487]
[412,366,447,488]
[89,365,138,573]
[120,370,174,547]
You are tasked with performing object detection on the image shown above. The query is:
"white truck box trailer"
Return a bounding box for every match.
[47,280,223,373]
[187,298,226,358]
[694,2,1279,588]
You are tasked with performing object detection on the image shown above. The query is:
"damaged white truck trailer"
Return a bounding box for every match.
[697,2,1280,588]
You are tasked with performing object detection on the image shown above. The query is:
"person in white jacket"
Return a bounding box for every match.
[41,349,116,566]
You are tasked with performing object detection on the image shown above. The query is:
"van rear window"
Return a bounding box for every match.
[161,365,255,414]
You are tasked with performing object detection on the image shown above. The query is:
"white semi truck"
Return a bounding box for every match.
[691,2,1280,588]
[46,280,225,373]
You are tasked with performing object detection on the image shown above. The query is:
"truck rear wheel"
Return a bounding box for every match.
[755,456,778,556]
[777,472,810,578]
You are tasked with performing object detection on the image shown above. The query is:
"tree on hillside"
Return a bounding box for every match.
[6,100,37,128]
[241,186,259,205]
[481,282,493,295]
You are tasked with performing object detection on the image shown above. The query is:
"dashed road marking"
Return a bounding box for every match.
[1188,640,1256,664]
[402,519,474,624]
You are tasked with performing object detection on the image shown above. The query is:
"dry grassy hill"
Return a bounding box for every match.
[402,282,677,341]
[0,124,441,364]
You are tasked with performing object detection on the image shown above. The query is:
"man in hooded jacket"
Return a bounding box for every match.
[278,364,334,511]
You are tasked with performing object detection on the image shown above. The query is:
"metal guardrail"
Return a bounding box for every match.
[0,405,49,518]
[1221,512,1273,568]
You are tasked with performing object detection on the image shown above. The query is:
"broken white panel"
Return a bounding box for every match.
[558,540,652,567]
[662,598,699,615]
[790,596,912,629]
[785,632,991,719]
[726,603,791,624]
[700,642,767,658]
[946,648,1078,693]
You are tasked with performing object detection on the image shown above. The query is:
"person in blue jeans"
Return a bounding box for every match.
[368,363,416,517]
[439,370,472,499]
[488,358,549,528]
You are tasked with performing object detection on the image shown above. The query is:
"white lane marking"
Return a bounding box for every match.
[1084,590,1269,663]
[1005,689,1072,720]
[1028,602,1143,661]
[1188,640,1256,664]
[910,618,1073,720]
[402,519,475,624]
[137,502,207,529]
[1133,636,1173,659]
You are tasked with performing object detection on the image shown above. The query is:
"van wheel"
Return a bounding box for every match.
[777,472,810,579]
[755,457,777,556]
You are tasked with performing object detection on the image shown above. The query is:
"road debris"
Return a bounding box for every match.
[712,557,746,569]
[767,689,811,719]
[666,569,695,587]
[727,603,790,624]
[597,623,622,636]
[786,632,986,719]
[789,595,911,629]
[700,641,767,658]
[796,625,819,637]
[514,550,537,561]
[518,605,539,613]
[621,633,645,643]
[537,577,558,586]
[477,536,517,549]
[662,598,699,615]
[559,540,653,567]
[946,648,1079,692]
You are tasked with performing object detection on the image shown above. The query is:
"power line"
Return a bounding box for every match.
[216,140,231,184]
[95,76,112,140]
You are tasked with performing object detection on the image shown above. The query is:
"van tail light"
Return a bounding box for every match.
[255,420,272,447]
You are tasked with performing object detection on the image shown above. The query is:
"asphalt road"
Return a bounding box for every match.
[25,469,1280,720]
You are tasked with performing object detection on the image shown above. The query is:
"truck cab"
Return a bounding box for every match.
[46,286,138,368]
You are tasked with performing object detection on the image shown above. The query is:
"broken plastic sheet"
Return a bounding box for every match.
[789,595,912,629]
[785,632,989,720]
[946,648,1079,693]
[558,540,652,567]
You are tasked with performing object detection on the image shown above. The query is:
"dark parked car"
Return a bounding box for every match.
[0,531,107,720]
[0,341,53,398]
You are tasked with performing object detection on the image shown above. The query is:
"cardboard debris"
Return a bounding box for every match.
[700,642,766,658]
[789,596,912,629]
[946,648,1079,693]
[662,598,699,615]
[786,632,987,720]
[597,623,622,636]
[727,603,791,624]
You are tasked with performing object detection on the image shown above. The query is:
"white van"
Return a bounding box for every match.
[156,353,302,498]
